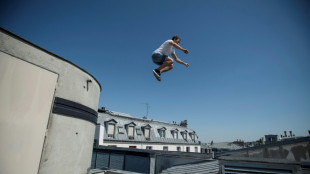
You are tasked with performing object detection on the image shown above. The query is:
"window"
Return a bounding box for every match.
[172,130,178,139]
[163,146,168,151]
[144,128,150,140]
[186,147,190,152]
[107,123,115,138]
[105,119,117,138]
[128,126,134,139]
[118,127,124,134]
[159,130,165,138]
[158,129,166,138]
[177,147,181,152]
[142,124,152,140]
[129,146,136,149]
[195,147,198,152]
[182,132,187,140]
[146,146,152,150]
[136,128,142,135]
[126,122,136,139]
[189,133,196,141]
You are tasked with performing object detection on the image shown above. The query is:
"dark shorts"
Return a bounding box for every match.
[152,52,167,65]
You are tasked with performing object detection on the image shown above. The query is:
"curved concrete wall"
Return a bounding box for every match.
[0,31,101,108]
[0,28,101,174]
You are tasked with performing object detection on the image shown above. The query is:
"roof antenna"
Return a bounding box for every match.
[142,103,149,119]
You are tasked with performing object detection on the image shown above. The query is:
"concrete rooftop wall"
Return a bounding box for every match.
[0,28,101,174]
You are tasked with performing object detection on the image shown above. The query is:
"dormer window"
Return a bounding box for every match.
[125,122,136,140]
[158,127,166,138]
[171,129,179,139]
[108,123,115,138]
[128,126,134,139]
[181,131,188,140]
[142,124,152,140]
[105,119,117,138]
[144,128,150,139]
[189,132,196,141]
[183,133,187,140]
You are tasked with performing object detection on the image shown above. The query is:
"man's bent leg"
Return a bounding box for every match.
[158,57,174,74]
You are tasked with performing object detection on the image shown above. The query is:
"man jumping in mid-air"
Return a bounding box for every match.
[152,35,189,81]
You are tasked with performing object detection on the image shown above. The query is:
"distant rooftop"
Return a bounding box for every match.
[98,108,188,129]
[98,111,199,145]
[201,142,243,151]
[106,110,134,118]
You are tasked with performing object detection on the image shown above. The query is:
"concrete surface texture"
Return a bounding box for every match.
[0,52,58,174]
[0,30,101,109]
[0,28,101,174]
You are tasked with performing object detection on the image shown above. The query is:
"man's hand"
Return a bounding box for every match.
[184,62,189,67]
[183,49,189,54]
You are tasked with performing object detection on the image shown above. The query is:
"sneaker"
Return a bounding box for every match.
[155,69,161,75]
[153,69,161,81]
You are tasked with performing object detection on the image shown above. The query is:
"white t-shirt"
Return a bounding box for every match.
[153,40,176,56]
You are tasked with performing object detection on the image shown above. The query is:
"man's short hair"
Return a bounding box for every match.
[172,35,181,41]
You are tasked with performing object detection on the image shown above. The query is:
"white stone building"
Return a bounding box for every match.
[95,109,201,153]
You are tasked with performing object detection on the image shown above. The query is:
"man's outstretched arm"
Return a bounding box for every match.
[171,53,189,67]
[170,41,189,54]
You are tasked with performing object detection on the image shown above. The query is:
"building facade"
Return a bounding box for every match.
[95,109,201,153]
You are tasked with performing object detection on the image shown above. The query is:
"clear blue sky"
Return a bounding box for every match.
[1,0,309,142]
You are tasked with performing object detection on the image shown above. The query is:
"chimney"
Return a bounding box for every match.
[98,107,106,113]
[284,131,287,137]
[289,131,292,137]
[180,120,188,128]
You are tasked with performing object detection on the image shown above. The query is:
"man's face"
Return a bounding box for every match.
[173,39,180,44]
